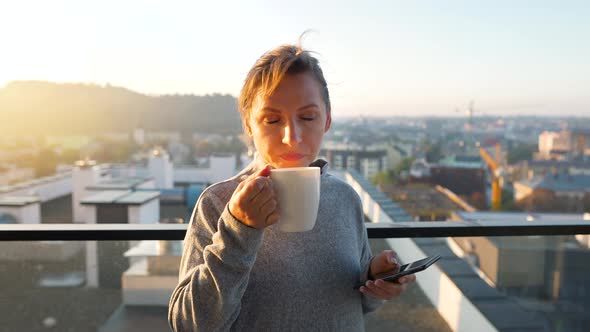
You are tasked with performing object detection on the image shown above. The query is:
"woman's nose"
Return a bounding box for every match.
[282,122,302,146]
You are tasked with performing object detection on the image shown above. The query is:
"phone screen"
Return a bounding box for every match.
[406,256,436,270]
[355,255,441,289]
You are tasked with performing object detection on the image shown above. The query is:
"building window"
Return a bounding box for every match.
[347,155,356,170]
[333,155,343,170]
[361,158,380,179]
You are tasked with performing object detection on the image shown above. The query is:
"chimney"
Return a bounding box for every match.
[72,159,101,223]
[210,154,236,183]
[133,127,145,145]
[81,190,160,288]
[148,147,173,189]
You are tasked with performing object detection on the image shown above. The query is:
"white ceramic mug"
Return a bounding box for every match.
[270,167,320,232]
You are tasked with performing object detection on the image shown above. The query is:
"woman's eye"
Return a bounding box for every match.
[264,118,280,124]
[301,116,316,121]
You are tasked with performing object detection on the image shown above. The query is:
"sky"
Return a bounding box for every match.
[0,0,589,117]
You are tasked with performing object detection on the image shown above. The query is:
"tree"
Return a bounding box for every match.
[424,141,442,163]
[501,188,519,211]
[507,143,535,164]
[469,191,487,210]
[371,170,395,186]
[212,136,247,154]
[34,148,59,177]
[90,141,137,163]
[394,157,416,176]
[194,140,212,156]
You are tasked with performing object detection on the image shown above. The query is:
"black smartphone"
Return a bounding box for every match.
[355,255,441,289]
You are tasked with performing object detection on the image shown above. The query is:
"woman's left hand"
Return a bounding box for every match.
[360,250,416,300]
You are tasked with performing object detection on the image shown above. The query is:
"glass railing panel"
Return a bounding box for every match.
[0,240,179,332]
[443,235,590,332]
[1,238,453,332]
[1,231,589,331]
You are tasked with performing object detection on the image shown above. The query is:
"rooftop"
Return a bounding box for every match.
[516,174,590,192]
[0,171,72,194]
[87,177,154,191]
[345,169,413,222]
[0,195,40,206]
[379,183,464,219]
[436,155,484,169]
[527,159,590,168]
[457,211,589,223]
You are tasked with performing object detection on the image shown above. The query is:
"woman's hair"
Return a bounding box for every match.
[238,42,331,128]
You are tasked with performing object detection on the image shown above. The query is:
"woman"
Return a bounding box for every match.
[169,42,415,331]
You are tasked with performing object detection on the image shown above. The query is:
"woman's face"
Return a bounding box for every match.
[246,72,331,169]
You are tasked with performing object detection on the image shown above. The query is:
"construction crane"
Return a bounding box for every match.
[455,100,476,132]
[479,144,502,211]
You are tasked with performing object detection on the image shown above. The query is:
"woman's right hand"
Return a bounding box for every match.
[228,165,280,229]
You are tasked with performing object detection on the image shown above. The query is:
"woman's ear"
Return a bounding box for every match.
[324,112,332,133]
[244,121,253,137]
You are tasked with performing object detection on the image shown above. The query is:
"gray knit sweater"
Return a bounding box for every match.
[168,157,383,331]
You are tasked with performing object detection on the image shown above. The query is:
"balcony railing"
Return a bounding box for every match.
[1,220,589,240]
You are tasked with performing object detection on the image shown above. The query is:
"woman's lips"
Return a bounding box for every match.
[280,153,305,161]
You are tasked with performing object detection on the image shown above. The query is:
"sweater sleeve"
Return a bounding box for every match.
[359,228,386,313]
[353,194,386,313]
[168,188,263,332]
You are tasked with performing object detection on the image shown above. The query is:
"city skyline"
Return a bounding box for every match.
[1,0,589,117]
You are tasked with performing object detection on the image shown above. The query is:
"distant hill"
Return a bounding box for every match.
[0,81,242,136]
